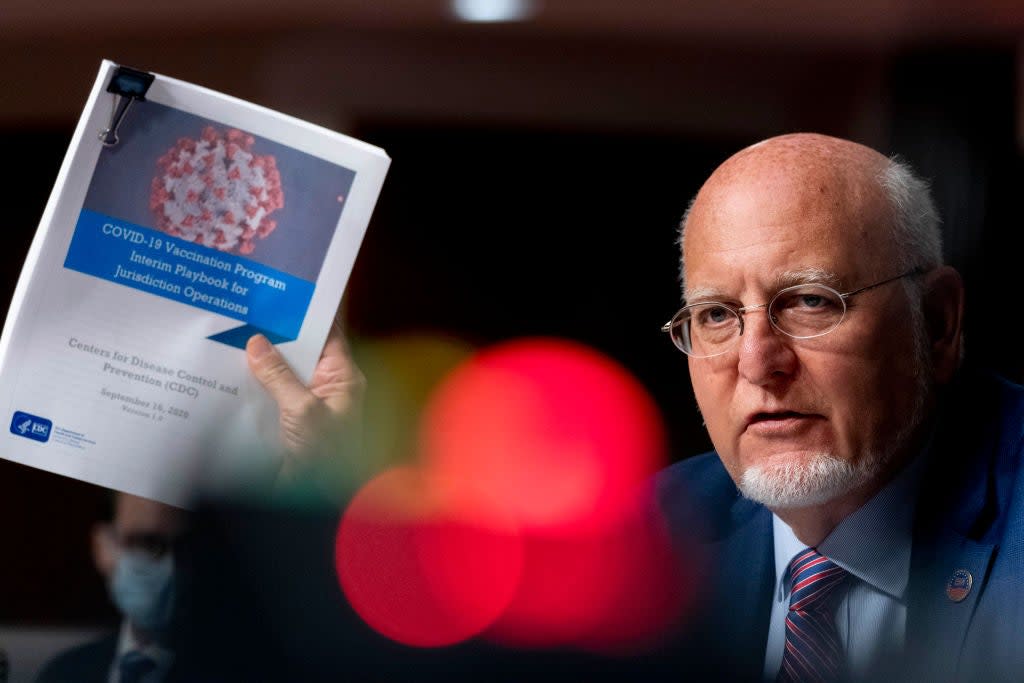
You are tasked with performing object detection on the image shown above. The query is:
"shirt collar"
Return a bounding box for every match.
[114,620,175,674]
[772,441,931,602]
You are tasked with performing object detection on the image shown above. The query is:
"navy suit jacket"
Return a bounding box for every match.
[655,371,1024,682]
[35,633,117,683]
[35,630,181,683]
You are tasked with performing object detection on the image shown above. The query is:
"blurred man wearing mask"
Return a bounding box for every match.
[37,493,186,683]
[35,318,361,682]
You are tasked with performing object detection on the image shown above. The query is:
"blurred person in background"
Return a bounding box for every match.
[35,321,363,683]
[657,133,1024,681]
[35,493,186,683]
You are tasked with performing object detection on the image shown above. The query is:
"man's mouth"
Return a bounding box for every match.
[744,410,823,434]
[750,411,807,423]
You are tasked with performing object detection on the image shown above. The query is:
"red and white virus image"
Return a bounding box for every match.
[149,126,284,254]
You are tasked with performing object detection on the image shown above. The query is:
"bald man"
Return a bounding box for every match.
[657,134,1024,682]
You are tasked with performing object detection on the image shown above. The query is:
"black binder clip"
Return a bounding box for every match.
[99,65,155,147]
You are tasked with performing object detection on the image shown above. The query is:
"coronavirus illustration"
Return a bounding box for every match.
[150,126,284,254]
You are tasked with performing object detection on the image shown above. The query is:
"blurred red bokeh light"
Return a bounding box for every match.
[335,337,693,652]
[483,491,690,652]
[420,338,666,532]
[335,466,524,648]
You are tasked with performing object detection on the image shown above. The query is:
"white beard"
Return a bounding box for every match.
[738,453,878,509]
[738,289,936,510]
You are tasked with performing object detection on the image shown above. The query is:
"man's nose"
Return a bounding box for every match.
[736,310,798,386]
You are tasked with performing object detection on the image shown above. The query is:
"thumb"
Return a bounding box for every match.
[246,334,312,410]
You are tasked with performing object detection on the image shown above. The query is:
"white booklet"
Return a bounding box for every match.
[0,60,389,506]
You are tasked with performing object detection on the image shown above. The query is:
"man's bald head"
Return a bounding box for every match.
[703,133,890,201]
[679,133,942,293]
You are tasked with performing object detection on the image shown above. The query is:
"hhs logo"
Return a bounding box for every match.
[10,411,52,443]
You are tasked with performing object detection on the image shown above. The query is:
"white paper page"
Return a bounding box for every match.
[0,60,389,507]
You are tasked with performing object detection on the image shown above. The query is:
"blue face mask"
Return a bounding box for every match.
[109,551,176,632]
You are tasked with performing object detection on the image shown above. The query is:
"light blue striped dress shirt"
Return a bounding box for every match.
[763,452,928,681]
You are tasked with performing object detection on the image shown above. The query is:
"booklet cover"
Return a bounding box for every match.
[0,60,389,506]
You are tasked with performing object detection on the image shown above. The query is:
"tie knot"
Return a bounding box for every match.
[787,548,849,612]
[119,650,157,683]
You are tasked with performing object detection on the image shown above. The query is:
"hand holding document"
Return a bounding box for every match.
[247,318,366,479]
[0,61,389,506]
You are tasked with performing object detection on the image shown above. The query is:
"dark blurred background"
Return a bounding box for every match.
[1,0,1023,678]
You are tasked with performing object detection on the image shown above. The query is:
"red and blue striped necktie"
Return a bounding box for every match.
[777,547,850,683]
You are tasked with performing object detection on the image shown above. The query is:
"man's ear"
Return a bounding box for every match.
[91,522,117,578]
[922,266,964,385]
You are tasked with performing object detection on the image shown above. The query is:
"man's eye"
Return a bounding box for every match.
[697,306,732,325]
[776,290,839,312]
[121,533,172,558]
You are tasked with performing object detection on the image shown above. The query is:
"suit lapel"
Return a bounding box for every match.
[905,529,996,682]
[705,502,774,679]
[903,371,1017,681]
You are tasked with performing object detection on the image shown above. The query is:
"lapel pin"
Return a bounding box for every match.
[946,569,973,602]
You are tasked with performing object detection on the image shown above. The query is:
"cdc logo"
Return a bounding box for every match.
[10,411,52,443]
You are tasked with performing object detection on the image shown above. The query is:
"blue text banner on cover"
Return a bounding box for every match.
[64,209,314,341]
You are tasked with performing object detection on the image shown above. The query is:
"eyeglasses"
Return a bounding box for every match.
[662,268,926,358]
[118,532,177,559]
[100,526,180,560]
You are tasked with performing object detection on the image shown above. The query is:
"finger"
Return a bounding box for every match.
[312,321,361,383]
[246,334,313,410]
[310,330,366,410]
[316,330,353,373]
[325,313,356,360]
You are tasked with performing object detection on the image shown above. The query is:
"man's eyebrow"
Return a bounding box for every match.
[772,267,842,290]
[683,285,730,303]
[683,267,843,303]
